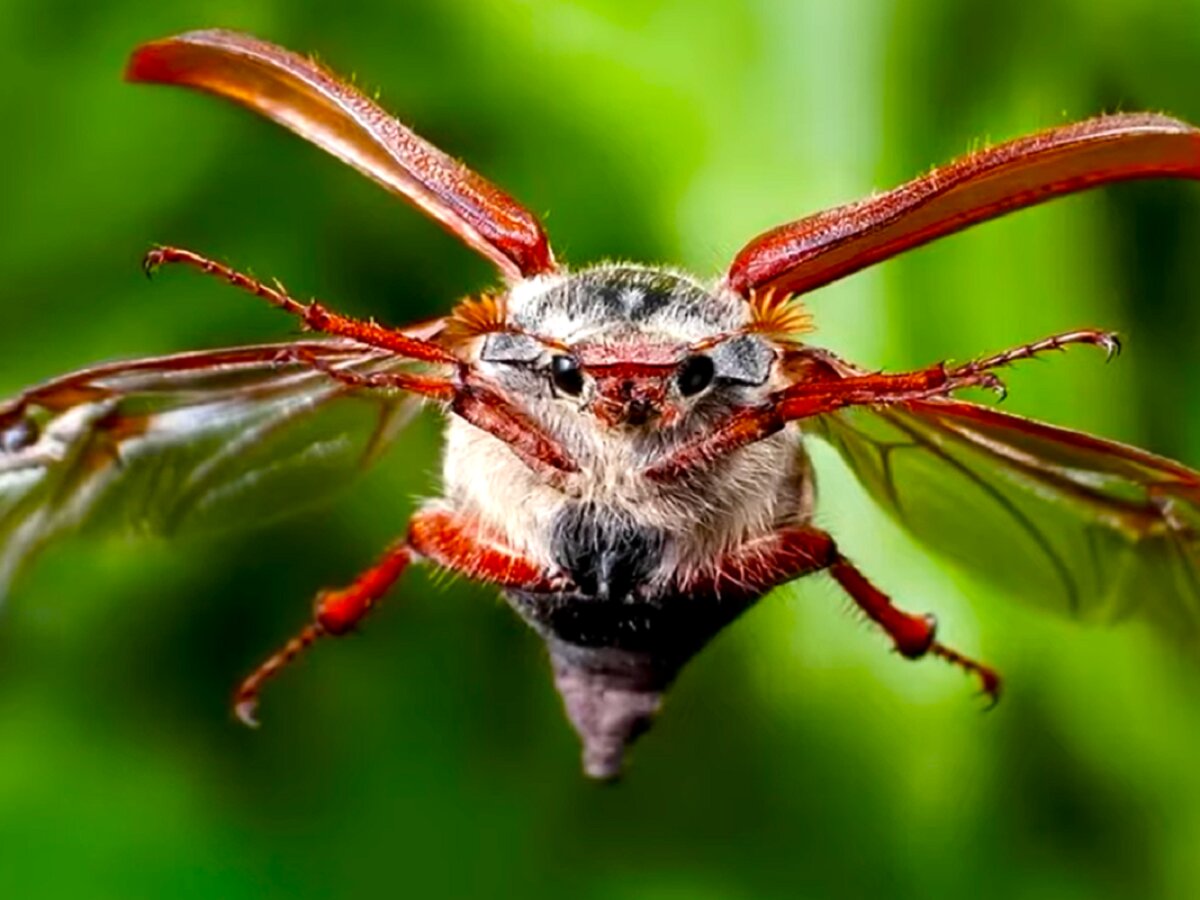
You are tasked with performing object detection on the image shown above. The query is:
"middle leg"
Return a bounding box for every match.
[233,539,413,726]
[682,524,1001,702]
[233,507,571,725]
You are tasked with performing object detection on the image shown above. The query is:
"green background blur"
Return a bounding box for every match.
[3,2,1200,898]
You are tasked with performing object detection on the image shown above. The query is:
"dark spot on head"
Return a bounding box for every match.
[591,279,672,322]
[515,267,732,332]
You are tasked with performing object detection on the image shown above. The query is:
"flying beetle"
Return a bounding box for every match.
[2,29,1199,780]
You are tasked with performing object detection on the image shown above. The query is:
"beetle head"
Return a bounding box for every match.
[475,265,779,433]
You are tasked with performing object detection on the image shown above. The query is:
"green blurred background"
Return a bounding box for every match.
[3,1,1200,898]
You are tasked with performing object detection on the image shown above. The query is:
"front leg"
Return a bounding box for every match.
[684,524,1000,702]
[647,362,1000,483]
[285,347,579,486]
[647,329,1117,482]
[144,246,456,363]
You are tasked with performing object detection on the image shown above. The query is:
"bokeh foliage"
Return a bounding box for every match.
[2,1,1200,898]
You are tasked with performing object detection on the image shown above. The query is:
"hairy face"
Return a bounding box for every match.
[477,265,778,435]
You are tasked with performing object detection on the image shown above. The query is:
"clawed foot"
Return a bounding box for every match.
[233,693,261,729]
[231,622,325,729]
[948,328,1123,400]
[930,640,1003,708]
[946,368,1008,400]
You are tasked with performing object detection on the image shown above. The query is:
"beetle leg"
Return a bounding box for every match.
[681,524,838,598]
[143,246,456,363]
[233,540,413,726]
[955,328,1121,373]
[684,525,1001,703]
[828,557,1002,704]
[648,328,1123,483]
[646,362,997,482]
[283,348,579,484]
[407,507,571,592]
[233,509,568,727]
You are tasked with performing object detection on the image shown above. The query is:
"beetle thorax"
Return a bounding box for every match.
[439,264,811,590]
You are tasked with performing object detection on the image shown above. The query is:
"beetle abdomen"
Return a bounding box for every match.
[505,582,762,780]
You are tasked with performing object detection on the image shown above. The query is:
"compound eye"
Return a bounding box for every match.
[677,355,715,396]
[550,354,585,396]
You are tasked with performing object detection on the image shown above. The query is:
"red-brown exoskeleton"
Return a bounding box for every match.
[3,30,1199,779]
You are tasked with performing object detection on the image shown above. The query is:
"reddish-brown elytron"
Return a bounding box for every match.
[2,29,1199,779]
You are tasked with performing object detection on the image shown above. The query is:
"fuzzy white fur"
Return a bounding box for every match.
[438,263,813,589]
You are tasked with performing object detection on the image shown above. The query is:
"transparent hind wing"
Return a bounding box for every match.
[807,399,1200,643]
[0,338,435,591]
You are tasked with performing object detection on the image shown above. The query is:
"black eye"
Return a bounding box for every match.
[550,354,585,396]
[677,355,715,396]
